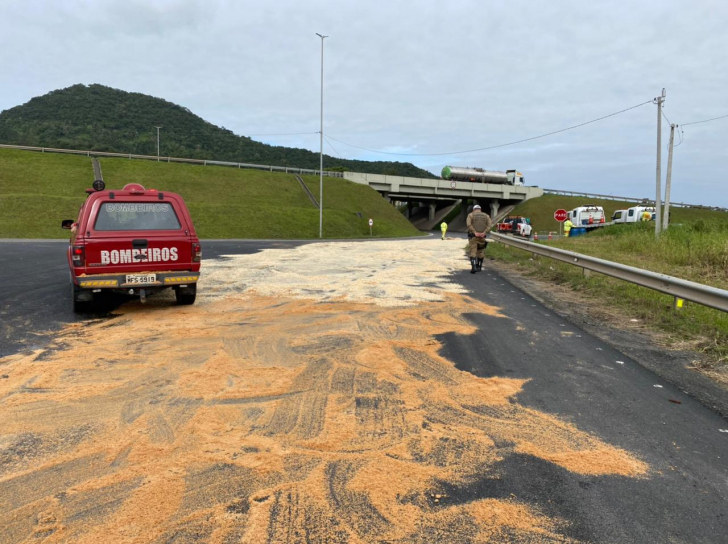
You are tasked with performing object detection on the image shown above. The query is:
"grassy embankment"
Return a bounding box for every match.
[488,221,728,367]
[0,148,420,239]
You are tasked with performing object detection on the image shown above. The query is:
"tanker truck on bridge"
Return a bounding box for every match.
[441,166,525,186]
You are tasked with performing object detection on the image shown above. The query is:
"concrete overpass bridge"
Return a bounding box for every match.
[343,172,543,223]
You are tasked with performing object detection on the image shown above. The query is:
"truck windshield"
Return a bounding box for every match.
[94,202,181,231]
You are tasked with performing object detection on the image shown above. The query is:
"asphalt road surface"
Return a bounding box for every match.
[0,239,726,544]
[0,240,303,357]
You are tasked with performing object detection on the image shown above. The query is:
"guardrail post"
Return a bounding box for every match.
[583,268,592,278]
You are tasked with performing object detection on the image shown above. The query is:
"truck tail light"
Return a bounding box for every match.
[192,243,201,262]
[72,246,85,267]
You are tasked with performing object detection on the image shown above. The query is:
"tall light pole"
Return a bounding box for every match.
[653,89,665,238]
[155,126,162,161]
[316,33,328,239]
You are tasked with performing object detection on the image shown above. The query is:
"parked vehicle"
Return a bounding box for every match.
[62,181,201,312]
[441,166,525,185]
[611,209,628,223]
[497,216,532,236]
[624,206,656,223]
[568,206,606,228]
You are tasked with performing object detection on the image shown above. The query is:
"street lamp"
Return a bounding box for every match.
[155,126,162,161]
[316,33,328,238]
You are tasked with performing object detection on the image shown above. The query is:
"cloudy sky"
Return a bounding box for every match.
[1,0,727,206]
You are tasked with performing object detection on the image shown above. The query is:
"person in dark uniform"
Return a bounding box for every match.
[466,205,493,273]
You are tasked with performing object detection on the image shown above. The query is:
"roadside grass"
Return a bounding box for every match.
[0,148,421,239]
[487,222,728,365]
[510,194,728,233]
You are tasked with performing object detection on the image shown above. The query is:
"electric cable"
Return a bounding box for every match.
[327,100,653,157]
[674,127,683,147]
[323,135,343,158]
[682,113,728,126]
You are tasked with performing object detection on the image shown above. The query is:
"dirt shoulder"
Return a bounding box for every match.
[490,263,728,418]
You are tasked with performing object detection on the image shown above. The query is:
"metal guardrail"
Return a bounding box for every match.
[293,174,320,208]
[0,143,345,178]
[542,188,728,212]
[490,232,728,312]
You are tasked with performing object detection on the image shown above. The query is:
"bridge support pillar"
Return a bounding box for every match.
[460,199,469,220]
[428,203,436,221]
[490,201,500,220]
[405,201,413,218]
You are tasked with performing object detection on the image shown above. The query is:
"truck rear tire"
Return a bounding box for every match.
[72,282,92,313]
[175,285,197,306]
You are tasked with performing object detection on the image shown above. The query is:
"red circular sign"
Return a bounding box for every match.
[554,209,568,222]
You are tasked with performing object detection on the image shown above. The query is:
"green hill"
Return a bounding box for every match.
[0,84,434,178]
[510,194,728,232]
[0,148,421,239]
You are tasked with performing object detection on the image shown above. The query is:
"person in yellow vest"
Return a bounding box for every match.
[641,211,652,221]
[440,221,448,240]
[563,218,574,237]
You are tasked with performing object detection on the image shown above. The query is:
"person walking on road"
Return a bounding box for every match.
[440,221,448,240]
[563,217,574,237]
[466,205,492,273]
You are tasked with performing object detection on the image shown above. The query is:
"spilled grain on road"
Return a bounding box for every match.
[0,240,647,543]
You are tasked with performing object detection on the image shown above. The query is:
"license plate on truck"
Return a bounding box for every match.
[126,274,157,285]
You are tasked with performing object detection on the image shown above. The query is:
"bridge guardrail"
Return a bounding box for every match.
[0,143,345,178]
[490,232,728,313]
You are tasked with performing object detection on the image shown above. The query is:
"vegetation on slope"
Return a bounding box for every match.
[488,221,728,370]
[0,84,434,178]
[0,148,421,239]
[510,194,728,233]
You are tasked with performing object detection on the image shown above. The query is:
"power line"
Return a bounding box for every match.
[682,113,728,127]
[675,126,684,147]
[327,100,653,157]
[323,135,342,158]
[662,109,672,127]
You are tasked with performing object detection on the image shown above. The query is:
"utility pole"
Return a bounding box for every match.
[155,126,162,161]
[663,123,676,231]
[316,33,328,239]
[653,89,665,238]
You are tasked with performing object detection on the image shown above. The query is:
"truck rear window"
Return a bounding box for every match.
[94,202,181,231]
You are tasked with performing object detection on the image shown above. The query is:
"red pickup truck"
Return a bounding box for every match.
[63,182,201,312]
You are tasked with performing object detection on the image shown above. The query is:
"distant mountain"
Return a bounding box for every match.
[0,84,434,178]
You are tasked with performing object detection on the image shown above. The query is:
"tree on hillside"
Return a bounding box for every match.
[0,84,435,178]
